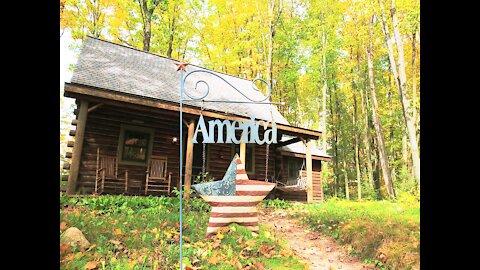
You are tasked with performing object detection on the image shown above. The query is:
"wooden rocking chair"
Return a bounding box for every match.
[145,156,172,195]
[95,148,129,194]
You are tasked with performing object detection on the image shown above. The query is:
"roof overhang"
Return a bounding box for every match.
[64,82,322,140]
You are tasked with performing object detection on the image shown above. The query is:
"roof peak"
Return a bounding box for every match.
[85,36,254,83]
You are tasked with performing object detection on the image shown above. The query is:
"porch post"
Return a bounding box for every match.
[66,99,89,194]
[306,139,313,203]
[184,119,195,199]
[240,133,246,164]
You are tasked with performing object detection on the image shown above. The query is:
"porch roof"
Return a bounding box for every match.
[277,136,332,161]
[68,37,321,139]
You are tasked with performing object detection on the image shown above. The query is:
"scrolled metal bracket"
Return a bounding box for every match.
[181,69,283,105]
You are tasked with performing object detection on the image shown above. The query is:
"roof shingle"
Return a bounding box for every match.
[71,37,289,124]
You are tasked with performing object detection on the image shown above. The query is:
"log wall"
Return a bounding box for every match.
[70,99,323,200]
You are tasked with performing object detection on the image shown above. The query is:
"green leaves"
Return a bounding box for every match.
[60,194,305,269]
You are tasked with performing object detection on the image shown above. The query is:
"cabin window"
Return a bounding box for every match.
[287,157,304,180]
[117,125,154,166]
[232,144,255,174]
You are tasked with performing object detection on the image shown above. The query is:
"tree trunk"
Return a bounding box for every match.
[411,31,419,139]
[143,19,151,52]
[366,16,395,197]
[267,0,282,91]
[402,132,409,177]
[360,86,374,189]
[390,0,420,182]
[329,83,339,197]
[321,32,328,153]
[371,134,381,197]
[137,0,162,52]
[167,27,175,58]
[166,2,179,58]
[342,149,350,200]
[353,94,362,200]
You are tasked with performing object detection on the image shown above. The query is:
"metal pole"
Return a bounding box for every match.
[179,69,184,270]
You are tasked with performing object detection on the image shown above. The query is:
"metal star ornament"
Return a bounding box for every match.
[191,154,276,236]
[175,62,189,72]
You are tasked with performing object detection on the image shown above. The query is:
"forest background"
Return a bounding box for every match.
[60,0,420,201]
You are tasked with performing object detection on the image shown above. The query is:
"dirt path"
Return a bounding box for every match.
[259,209,372,270]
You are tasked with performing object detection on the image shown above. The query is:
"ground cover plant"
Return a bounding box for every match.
[285,194,420,269]
[60,194,305,270]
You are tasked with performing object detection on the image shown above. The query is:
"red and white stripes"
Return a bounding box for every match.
[201,157,275,235]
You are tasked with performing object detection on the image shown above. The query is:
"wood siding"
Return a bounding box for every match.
[69,99,323,201]
[74,102,182,194]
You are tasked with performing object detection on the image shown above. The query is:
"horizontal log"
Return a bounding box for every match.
[67,141,75,147]
[61,174,69,181]
[69,129,76,136]
[65,152,72,159]
[71,120,78,126]
[63,163,70,170]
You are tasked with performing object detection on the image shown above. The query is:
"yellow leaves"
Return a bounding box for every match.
[127,259,137,269]
[280,249,293,258]
[109,239,121,245]
[207,254,220,265]
[113,228,122,235]
[263,231,272,240]
[216,232,224,240]
[207,251,226,265]
[244,239,256,248]
[84,261,100,270]
[228,256,243,269]
[163,229,173,239]
[86,244,96,252]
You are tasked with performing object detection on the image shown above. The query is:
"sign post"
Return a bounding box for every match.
[176,63,283,269]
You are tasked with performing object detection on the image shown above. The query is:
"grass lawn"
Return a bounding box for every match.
[287,195,420,269]
[60,194,305,270]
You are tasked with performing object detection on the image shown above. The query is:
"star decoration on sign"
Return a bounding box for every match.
[175,62,189,72]
[192,154,276,236]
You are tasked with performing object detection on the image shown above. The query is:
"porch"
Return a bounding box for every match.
[62,96,328,202]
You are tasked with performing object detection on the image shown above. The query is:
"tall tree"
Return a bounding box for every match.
[366,15,395,197]
[61,0,114,41]
[376,0,420,182]
[136,0,166,52]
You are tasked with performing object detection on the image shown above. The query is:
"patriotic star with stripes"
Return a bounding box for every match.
[191,154,276,236]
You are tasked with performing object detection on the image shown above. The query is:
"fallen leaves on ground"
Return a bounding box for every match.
[84,261,100,269]
[60,243,71,255]
[60,222,68,231]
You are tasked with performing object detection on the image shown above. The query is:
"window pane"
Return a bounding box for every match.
[122,130,150,162]
[124,131,149,147]
[123,146,147,161]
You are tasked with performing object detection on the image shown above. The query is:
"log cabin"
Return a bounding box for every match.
[62,36,331,203]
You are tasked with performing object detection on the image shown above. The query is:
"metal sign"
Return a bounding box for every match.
[176,62,282,269]
[192,114,278,144]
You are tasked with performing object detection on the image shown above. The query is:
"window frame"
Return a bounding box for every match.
[117,124,155,166]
